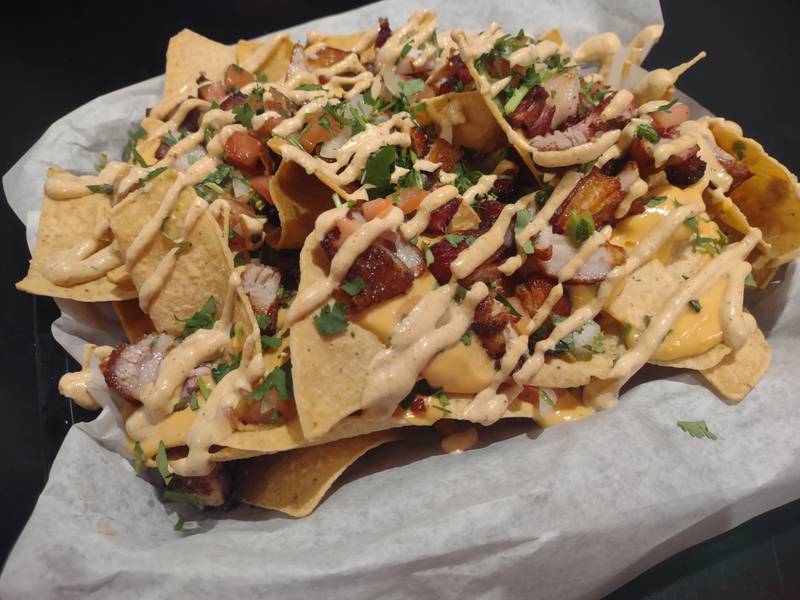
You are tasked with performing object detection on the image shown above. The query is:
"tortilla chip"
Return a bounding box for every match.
[16,177,137,302]
[650,342,731,370]
[235,35,294,82]
[708,117,800,268]
[306,31,378,64]
[238,430,402,517]
[112,300,155,342]
[267,159,337,249]
[109,170,233,335]
[701,325,771,402]
[451,30,540,177]
[605,255,732,365]
[164,29,235,98]
[134,117,167,166]
[450,200,481,230]
[418,91,507,152]
[530,336,624,387]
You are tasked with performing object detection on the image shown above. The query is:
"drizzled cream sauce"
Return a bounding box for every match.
[45,162,128,200]
[58,344,113,410]
[285,206,405,326]
[362,282,488,419]
[399,185,459,239]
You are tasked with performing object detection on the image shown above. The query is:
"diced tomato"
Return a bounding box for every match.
[253,117,284,141]
[651,102,690,132]
[248,175,272,199]
[224,131,264,173]
[224,64,255,91]
[410,396,426,413]
[298,112,341,153]
[394,187,428,214]
[199,81,227,102]
[361,197,393,220]
[333,217,360,249]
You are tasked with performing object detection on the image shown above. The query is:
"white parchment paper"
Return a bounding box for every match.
[3,1,800,598]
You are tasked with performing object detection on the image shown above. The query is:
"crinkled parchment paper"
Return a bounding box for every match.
[3,1,800,598]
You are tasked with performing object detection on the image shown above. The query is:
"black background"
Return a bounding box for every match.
[1,1,798,597]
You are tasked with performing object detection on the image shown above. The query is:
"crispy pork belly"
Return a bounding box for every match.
[551,168,626,232]
[101,334,174,402]
[534,226,625,283]
[241,263,281,335]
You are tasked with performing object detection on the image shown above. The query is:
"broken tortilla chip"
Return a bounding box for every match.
[164,29,235,98]
[238,430,402,517]
[418,91,506,153]
[708,117,800,270]
[267,159,338,249]
[164,29,236,96]
[112,300,155,342]
[701,321,771,402]
[16,177,137,302]
[109,170,233,336]
[235,35,294,82]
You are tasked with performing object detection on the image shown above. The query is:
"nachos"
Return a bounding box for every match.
[17,11,797,518]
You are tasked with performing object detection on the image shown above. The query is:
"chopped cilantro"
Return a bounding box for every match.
[130,147,148,168]
[250,364,293,401]
[313,302,349,336]
[261,335,282,350]
[255,72,268,83]
[121,126,146,162]
[87,184,113,195]
[653,98,678,112]
[164,490,204,510]
[233,103,255,129]
[156,441,172,484]
[645,195,667,208]
[677,420,718,440]
[178,297,216,336]
[539,389,555,407]
[460,330,472,346]
[138,166,167,186]
[618,323,632,343]
[256,314,272,330]
[422,242,434,265]
[211,354,241,383]
[94,152,108,173]
[635,123,660,143]
[534,184,554,208]
[688,299,702,313]
[174,515,185,531]
[400,42,412,58]
[133,441,145,474]
[296,83,323,91]
[362,145,396,195]
[444,233,476,247]
[161,132,178,146]
[454,284,467,304]
[732,140,746,160]
[233,252,246,267]
[197,377,211,401]
[565,210,594,246]
[318,114,332,133]
[495,293,522,318]
[332,192,343,208]
[341,277,365,296]
[189,391,199,411]
[515,208,532,234]
[745,273,757,288]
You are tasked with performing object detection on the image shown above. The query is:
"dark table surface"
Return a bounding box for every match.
[1,1,798,597]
